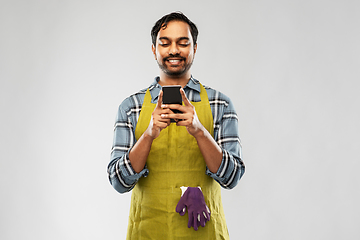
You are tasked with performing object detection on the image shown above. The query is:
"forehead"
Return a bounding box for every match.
[157,21,193,42]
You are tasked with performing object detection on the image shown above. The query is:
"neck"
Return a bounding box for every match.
[158,72,191,88]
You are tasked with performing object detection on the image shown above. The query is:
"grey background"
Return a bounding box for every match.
[1,0,359,239]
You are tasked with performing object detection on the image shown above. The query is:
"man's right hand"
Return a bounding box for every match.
[144,90,173,139]
[129,90,174,173]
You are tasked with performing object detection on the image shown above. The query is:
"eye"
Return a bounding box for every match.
[158,39,170,47]
[178,40,190,47]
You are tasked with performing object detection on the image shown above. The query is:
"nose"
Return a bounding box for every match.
[169,43,180,55]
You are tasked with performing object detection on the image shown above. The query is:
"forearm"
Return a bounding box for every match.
[108,102,150,193]
[195,126,245,190]
[194,127,222,173]
[129,131,154,173]
[204,94,245,189]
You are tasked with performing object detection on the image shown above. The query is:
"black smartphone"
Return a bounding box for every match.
[162,85,182,122]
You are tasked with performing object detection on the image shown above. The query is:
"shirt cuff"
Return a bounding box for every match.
[205,150,227,183]
[121,151,149,183]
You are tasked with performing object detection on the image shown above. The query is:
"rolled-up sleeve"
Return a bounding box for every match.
[206,95,245,189]
[107,104,148,194]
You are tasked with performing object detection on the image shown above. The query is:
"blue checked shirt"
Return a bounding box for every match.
[108,77,245,193]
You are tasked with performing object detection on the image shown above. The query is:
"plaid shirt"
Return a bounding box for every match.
[108,77,245,193]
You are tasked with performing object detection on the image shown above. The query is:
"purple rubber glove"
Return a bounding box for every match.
[175,186,211,231]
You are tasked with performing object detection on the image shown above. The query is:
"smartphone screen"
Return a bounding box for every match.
[162,85,182,122]
[162,85,182,105]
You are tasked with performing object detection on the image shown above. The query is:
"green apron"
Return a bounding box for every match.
[127,84,229,240]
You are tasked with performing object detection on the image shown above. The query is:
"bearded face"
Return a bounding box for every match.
[152,21,197,78]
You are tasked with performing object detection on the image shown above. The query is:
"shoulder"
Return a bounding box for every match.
[202,84,232,108]
[118,87,148,114]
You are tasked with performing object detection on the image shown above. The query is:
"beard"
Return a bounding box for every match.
[157,55,194,77]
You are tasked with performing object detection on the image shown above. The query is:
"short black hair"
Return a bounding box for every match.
[151,12,198,47]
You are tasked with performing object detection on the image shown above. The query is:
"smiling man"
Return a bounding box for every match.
[107,12,245,239]
[153,20,195,80]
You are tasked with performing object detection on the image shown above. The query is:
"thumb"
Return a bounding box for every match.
[180,88,191,106]
[176,198,186,215]
[156,90,163,109]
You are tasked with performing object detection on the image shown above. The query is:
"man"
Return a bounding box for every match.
[107,12,245,239]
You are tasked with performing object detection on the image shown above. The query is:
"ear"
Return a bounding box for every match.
[194,43,197,54]
[152,44,157,60]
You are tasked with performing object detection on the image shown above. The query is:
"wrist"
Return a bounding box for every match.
[143,128,156,141]
[192,126,207,140]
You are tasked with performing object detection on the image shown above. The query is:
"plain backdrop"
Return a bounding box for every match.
[1,0,359,239]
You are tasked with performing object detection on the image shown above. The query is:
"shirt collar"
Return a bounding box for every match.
[149,76,201,103]
[186,76,201,92]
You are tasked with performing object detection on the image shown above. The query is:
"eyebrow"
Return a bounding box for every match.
[158,37,190,42]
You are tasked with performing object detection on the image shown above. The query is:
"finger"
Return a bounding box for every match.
[188,212,194,229]
[193,213,199,231]
[160,111,175,120]
[164,112,185,121]
[180,207,186,216]
[175,201,185,213]
[156,90,163,109]
[180,88,191,106]
[203,211,210,223]
[163,103,180,109]
[157,111,173,125]
[161,104,184,114]
[154,119,170,129]
[199,213,206,227]
[176,204,187,216]
[175,118,191,126]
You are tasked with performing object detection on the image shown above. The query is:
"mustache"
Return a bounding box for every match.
[163,54,186,61]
